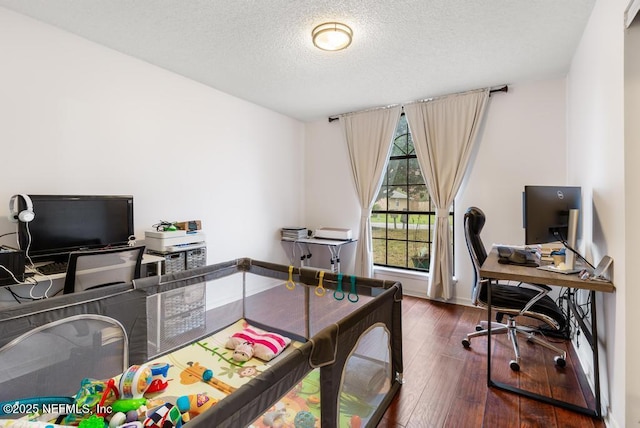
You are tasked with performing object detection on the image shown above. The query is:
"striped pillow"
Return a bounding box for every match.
[226,327,291,361]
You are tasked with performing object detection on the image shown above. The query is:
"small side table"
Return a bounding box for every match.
[283,238,356,272]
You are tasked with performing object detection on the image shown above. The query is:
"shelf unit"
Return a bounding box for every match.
[147,244,207,275]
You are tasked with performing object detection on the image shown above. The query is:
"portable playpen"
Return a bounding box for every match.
[0,258,403,427]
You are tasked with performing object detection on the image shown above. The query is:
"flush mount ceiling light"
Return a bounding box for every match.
[312,22,353,51]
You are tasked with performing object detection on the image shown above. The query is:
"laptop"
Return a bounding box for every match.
[537,255,613,279]
[537,264,582,275]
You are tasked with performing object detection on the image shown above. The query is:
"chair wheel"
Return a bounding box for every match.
[462,338,471,348]
[554,356,566,368]
[509,360,520,371]
[475,324,483,332]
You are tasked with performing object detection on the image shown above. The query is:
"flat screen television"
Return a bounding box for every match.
[523,186,581,245]
[18,195,134,262]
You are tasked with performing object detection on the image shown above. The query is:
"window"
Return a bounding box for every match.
[371,114,454,272]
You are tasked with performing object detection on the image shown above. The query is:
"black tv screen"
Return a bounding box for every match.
[523,186,581,245]
[18,195,134,261]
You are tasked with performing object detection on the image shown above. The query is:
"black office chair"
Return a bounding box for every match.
[63,246,145,294]
[461,207,567,371]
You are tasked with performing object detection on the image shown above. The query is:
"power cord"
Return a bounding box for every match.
[1,222,54,300]
[152,221,177,232]
[0,265,47,301]
[0,232,17,240]
[552,230,596,270]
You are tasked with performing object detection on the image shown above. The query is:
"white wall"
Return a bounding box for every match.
[0,8,305,266]
[303,120,360,273]
[304,79,568,301]
[566,0,629,425]
[625,7,640,428]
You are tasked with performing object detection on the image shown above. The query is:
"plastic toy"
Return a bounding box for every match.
[262,409,286,426]
[147,362,171,393]
[142,402,183,428]
[293,410,316,428]
[348,276,359,303]
[349,415,362,428]
[285,265,296,290]
[78,414,104,428]
[176,393,218,422]
[63,378,119,425]
[126,409,141,422]
[314,271,326,297]
[119,364,153,399]
[148,362,170,378]
[111,397,148,414]
[109,411,127,428]
[146,378,170,394]
[334,273,345,300]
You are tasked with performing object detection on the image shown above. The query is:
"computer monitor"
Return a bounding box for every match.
[523,186,581,246]
[18,195,134,262]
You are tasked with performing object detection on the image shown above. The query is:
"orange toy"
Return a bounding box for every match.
[176,393,218,422]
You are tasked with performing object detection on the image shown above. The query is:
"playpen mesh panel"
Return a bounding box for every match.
[147,272,245,358]
[339,325,392,427]
[243,273,308,340]
[0,315,127,405]
[241,271,378,343]
[308,286,373,339]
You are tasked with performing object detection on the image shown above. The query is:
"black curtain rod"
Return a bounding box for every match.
[328,85,509,123]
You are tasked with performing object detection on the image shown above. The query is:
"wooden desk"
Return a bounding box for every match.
[0,253,165,308]
[480,247,615,418]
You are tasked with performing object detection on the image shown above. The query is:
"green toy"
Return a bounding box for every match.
[78,414,104,428]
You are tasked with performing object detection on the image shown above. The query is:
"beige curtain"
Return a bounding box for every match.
[404,89,489,299]
[342,106,402,277]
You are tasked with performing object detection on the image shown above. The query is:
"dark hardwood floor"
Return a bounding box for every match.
[378,295,605,428]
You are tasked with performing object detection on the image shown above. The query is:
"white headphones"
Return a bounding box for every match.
[8,194,35,223]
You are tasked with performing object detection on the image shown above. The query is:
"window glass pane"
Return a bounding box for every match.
[372,238,387,265]
[374,186,390,209]
[370,114,454,273]
[386,240,408,268]
[408,159,424,185]
[395,114,409,137]
[371,221,386,239]
[407,132,415,155]
[412,221,431,242]
[408,184,429,209]
[386,159,407,186]
[391,133,408,156]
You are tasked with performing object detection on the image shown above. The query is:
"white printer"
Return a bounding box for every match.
[144,230,206,253]
[313,227,352,240]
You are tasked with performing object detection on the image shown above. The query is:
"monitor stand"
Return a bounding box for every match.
[564,208,580,270]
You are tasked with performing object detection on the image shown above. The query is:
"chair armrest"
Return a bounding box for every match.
[520,282,552,314]
[513,281,551,292]
[529,283,552,292]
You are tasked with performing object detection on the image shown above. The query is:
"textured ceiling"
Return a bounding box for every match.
[0,1,595,122]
